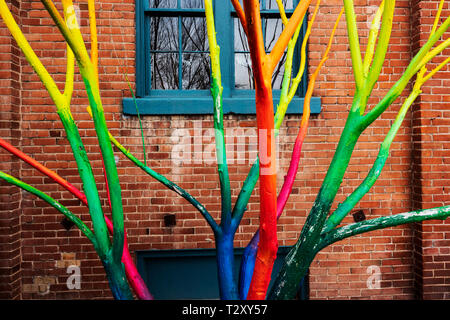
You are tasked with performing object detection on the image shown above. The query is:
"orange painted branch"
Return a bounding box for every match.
[278,5,342,246]
[268,0,313,73]
[242,0,278,300]
[230,0,248,36]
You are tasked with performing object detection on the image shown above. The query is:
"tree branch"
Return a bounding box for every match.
[343,0,364,90]
[318,206,450,251]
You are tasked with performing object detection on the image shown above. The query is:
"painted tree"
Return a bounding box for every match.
[0,0,449,300]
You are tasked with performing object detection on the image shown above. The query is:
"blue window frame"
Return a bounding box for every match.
[123,0,321,115]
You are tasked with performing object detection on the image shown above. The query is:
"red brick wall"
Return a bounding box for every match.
[0,0,448,299]
[411,0,450,300]
[0,0,21,299]
[307,0,416,299]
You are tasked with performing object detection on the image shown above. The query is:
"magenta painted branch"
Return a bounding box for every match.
[100,160,153,300]
[277,129,307,217]
[103,216,153,300]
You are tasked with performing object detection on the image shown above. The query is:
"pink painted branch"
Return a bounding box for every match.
[277,126,307,217]
[278,7,342,215]
[103,216,153,300]
[100,159,153,300]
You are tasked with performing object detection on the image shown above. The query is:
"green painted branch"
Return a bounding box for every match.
[343,0,364,89]
[82,78,125,265]
[362,0,395,100]
[231,158,259,230]
[58,108,111,258]
[268,113,362,300]
[42,0,126,265]
[361,14,450,129]
[109,134,220,234]
[1,0,111,258]
[318,206,450,251]
[205,0,232,229]
[323,88,421,233]
[0,170,99,252]
[362,0,384,78]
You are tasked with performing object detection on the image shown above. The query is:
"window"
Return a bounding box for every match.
[135,246,308,299]
[124,0,321,115]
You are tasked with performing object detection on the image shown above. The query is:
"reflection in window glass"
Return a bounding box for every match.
[182,17,209,52]
[148,0,299,91]
[151,53,179,89]
[236,0,294,10]
[233,15,289,89]
[182,53,210,89]
[150,17,178,51]
[181,0,204,9]
[235,53,253,89]
[149,6,208,90]
[266,0,294,10]
[149,0,176,9]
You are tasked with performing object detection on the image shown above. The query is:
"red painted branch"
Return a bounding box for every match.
[243,0,278,300]
[0,138,87,204]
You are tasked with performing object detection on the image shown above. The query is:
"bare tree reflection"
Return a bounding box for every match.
[150,0,294,91]
[150,0,210,90]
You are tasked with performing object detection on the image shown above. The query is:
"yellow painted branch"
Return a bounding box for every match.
[275,0,288,26]
[422,56,450,84]
[343,0,364,89]
[62,1,74,101]
[0,0,66,108]
[363,0,384,78]
[431,0,445,37]
[286,0,321,103]
[418,37,450,73]
[88,0,99,88]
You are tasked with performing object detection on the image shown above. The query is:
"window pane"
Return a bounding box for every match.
[264,18,284,52]
[235,53,253,89]
[181,0,204,9]
[151,53,179,89]
[272,52,287,89]
[266,0,294,10]
[182,17,209,52]
[234,18,249,53]
[182,53,210,89]
[150,17,178,51]
[149,0,177,8]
